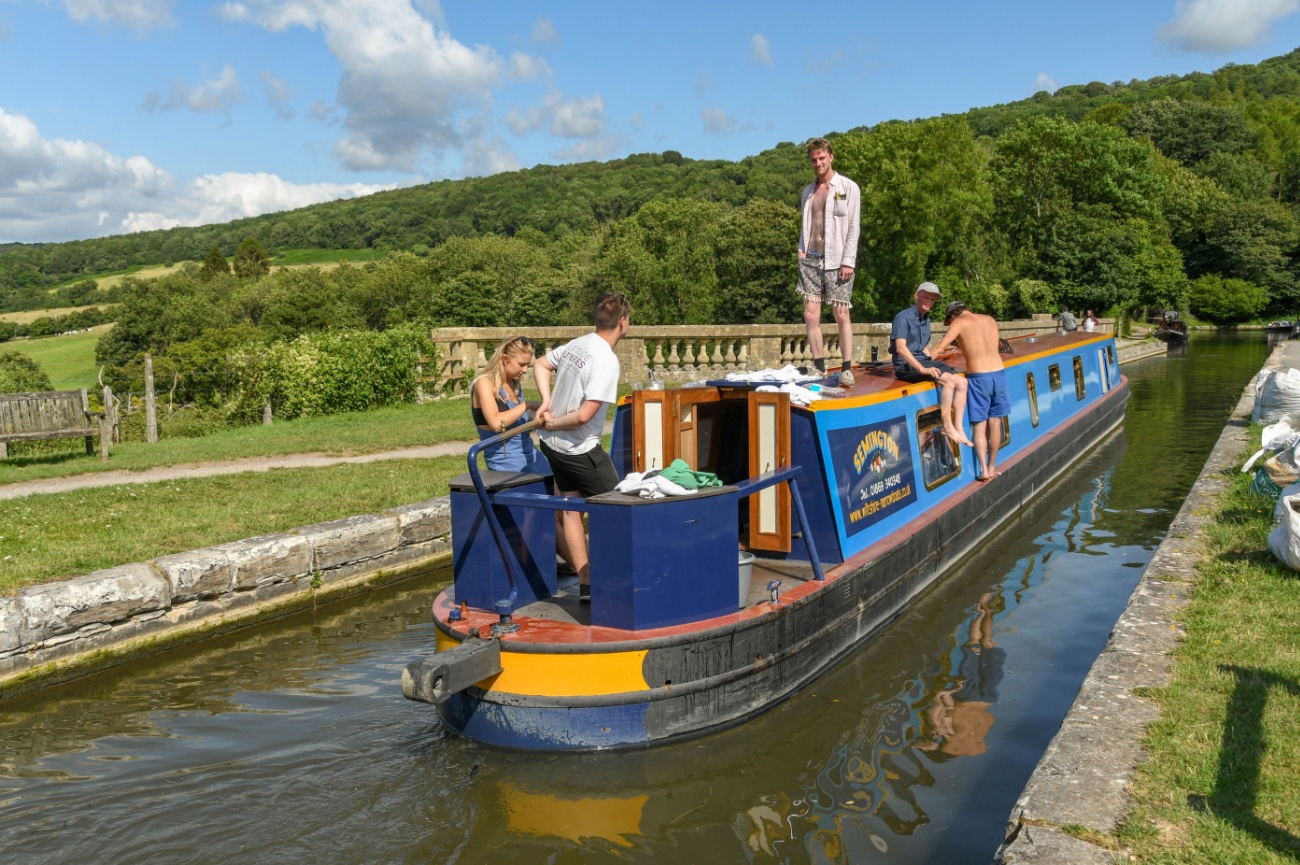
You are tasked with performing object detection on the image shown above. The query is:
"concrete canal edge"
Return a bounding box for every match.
[994,340,1285,864]
[0,338,1169,700]
[0,499,453,698]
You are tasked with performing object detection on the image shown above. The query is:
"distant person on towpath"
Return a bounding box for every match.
[933,302,1009,481]
[535,291,632,602]
[797,137,861,388]
[890,282,972,446]
[1059,307,1078,332]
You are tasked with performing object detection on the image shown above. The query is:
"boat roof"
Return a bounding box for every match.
[798,331,1113,411]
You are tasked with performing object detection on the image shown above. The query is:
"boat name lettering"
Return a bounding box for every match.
[852,430,901,475]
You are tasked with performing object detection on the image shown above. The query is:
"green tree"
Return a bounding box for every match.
[0,350,54,392]
[1187,273,1269,321]
[992,116,1179,310]
[1121,99,1257,166]
[232,237,271,279]
[199,245,231,281]
[834,118,999,316]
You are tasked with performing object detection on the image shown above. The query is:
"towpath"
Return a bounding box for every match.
[0,441,478,501]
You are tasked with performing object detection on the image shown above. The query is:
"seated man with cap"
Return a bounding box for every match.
[890,282,972,446]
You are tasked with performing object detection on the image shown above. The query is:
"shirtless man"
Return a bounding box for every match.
[932,302,1009,481]
[890,282,971,446]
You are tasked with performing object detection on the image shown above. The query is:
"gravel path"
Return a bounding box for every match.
[0,441,475,501]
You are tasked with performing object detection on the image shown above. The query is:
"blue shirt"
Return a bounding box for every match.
[890,305,933,372]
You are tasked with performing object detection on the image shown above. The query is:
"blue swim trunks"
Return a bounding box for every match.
[967,370,1010,423]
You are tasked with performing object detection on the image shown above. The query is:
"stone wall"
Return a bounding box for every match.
[431,317,1113,395]
[0,498,452,695]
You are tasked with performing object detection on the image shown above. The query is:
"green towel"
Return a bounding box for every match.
[659,458,722,489]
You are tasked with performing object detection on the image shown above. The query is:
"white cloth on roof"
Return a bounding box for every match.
[724,365,817,384]
[755,382,823,407]
[614,471,697,499]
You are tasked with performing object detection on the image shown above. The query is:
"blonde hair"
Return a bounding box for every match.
[480,336,534,394]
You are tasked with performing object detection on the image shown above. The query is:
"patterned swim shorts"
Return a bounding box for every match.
[797,254,854,308]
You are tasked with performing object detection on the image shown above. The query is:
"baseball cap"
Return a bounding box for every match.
[916,282,942,296]
[944,301,968,323]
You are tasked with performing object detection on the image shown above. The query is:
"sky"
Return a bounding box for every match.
[4,0,1300,245]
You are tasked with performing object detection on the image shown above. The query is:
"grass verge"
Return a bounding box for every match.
[0,398,479,486]
[1116,451,1300,863]
[0,454,465,593]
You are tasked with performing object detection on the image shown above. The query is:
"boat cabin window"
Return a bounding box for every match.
[1073,356,1085,400]
[1106,345,1114,367]
[999,416,1011,446]
[916,408,961,491]
[1048,364,1062,392]
[1027,373,1040,427]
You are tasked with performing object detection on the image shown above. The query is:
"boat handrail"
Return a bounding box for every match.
[732,467,826,582]
[465,417,545,617]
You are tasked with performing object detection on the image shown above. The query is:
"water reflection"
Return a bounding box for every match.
[0,333,1273,865]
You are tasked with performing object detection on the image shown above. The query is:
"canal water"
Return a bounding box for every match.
[0,333,1270,865]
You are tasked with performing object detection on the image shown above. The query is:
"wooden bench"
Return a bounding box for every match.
[0,389,106,460]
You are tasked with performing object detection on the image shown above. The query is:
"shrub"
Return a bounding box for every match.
[228,324,433,422]
[0,350,54,392]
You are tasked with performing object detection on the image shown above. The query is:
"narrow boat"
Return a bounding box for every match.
[1153,311,1189,344]
[402,332,1128,751]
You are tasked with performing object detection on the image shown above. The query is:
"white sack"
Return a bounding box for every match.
[1268,491,1300,570]
[1255,368,1300,424]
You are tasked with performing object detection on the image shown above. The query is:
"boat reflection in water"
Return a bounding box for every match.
[484,586,1016,861]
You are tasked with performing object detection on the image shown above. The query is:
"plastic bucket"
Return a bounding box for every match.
[738,551,756,609]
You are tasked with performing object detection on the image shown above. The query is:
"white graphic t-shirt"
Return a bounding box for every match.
[541,332,620,455]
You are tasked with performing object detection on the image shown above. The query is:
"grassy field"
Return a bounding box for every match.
[2,324,111,390]
[0,398,479,486]
[0,305,114,325]
[1116,454,1300,863]
[0,455,466,592]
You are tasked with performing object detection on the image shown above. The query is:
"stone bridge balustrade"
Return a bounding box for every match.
[429,318,1110,396]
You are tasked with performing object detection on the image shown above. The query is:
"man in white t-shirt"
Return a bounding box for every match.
[535,292,632,600]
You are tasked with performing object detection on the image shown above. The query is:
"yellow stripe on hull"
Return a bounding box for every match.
[436,630,650,697]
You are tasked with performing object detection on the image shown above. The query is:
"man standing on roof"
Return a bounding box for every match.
[932,301,1009,481]
[891,282,972,446]
[536,291,632,602]
[798,137,861,388]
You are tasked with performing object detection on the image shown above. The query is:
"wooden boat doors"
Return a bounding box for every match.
[630,388,793,552]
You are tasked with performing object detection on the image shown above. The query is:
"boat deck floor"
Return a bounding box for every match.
[449,558,819,628]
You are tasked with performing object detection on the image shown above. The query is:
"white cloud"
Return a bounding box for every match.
[505,105,545,135]
[547,91,605,138]
[531,18,558,44]
[507,90,607,139]
[629,113,645,130]
[750,34,774,66]
[1159,0,1300,52]
[222,0,507,173]
[260,71,294,119]
[1034,71,1057,93]
[63,0,174,32]
[145,65,242,114]
[120,172,395,233]
[508,52,552,81]
[551,136,625,162]
[0,107,390,242]
[701,107,736,134]
[695,69,715,96]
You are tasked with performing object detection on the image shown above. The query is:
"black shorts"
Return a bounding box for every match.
[894,357,955,383]
[538,441,619,497]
